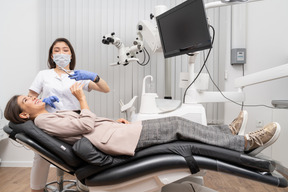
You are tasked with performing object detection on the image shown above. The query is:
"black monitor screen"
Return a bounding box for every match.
[156,0,212,58]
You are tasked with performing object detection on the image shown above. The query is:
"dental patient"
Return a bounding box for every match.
[4,82,280,156]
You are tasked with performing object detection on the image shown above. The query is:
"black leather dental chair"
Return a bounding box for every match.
[3,120,288,192]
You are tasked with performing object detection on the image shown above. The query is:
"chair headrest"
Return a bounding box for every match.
[3,125,16,139]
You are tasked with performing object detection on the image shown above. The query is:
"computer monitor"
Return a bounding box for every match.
[156,0,212,58]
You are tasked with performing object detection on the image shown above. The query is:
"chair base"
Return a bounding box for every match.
[46,168,213,192]
[87,169,211,192]
[45,180,77,192]
[45,168,78,192]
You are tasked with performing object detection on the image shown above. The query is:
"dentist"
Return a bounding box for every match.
[28,37,110,192]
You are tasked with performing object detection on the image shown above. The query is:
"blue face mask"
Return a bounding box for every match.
[53,54,71,68]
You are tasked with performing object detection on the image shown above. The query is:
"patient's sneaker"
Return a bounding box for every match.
[245,122,281,156]
[229,110,248,135]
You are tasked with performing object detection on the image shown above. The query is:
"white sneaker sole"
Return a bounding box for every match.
[248,122,281,156]
[238,110,248,136]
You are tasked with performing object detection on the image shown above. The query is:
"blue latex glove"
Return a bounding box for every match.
[42,96,59,109]
[69,70,97,81]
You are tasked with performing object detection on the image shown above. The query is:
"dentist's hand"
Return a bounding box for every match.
[42,96,59,109]
[69,70,97,81]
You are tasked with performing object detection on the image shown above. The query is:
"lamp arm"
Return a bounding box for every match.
[205,0,264,10]
[234,64,288,88]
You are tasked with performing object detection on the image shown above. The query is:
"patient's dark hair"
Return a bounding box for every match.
[4,95,26,124]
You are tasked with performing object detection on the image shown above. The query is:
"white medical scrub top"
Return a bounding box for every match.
[29,69,91,113]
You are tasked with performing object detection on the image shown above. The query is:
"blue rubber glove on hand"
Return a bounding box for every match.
[69,70,97,81]
[42,96,60,109]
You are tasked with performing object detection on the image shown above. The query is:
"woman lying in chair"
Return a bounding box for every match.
[4,82,281,157]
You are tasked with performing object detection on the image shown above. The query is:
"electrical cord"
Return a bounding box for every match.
[137,24,284,110]
[204,63,279,109]
[183,24,281,110]
[137,47,150,66]
[183,24,215,103]
[201,31,280,110]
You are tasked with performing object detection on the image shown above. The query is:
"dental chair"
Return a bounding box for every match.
[3,120,288,192]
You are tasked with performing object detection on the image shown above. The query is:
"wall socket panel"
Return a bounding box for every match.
[231,48,246,65]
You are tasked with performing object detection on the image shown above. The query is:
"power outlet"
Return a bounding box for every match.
[256,120,264,128]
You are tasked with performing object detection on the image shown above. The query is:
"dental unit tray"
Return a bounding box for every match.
[271,100,288,108]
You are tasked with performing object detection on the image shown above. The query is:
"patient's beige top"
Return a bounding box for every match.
[34,109,143,156]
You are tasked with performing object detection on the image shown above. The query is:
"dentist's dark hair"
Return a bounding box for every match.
[4,95,27,124]
[47,38,76,70]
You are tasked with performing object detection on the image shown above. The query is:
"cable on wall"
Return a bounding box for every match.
[183,24,215,103]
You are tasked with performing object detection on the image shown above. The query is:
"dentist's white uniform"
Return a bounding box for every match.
[29,69,90,190]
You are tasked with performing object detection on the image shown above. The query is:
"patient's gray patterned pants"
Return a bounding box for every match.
[136,116,245,152]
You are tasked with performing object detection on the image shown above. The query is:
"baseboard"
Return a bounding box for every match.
[0,160,56,168]
[0,160,33,167]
